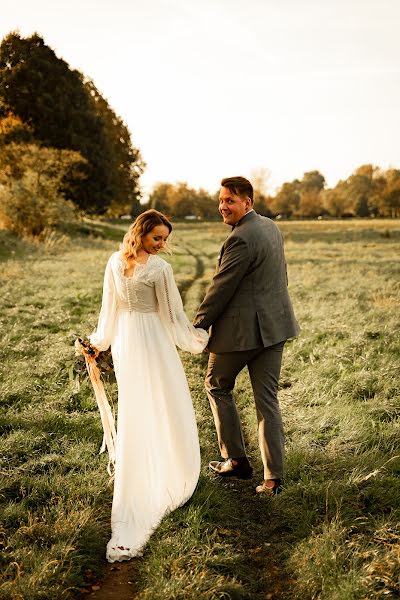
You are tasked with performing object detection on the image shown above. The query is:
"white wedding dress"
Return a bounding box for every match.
[89,251,208,562]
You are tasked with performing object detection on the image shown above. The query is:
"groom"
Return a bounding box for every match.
[194,176,299,495]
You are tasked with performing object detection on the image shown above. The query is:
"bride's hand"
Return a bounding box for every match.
[87,345,100,358]
[75,338,100,358]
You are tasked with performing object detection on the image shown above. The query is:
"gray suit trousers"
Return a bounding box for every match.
[205,341,285,480]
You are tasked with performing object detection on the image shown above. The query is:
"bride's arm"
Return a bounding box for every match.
[89,256,118,351]
[155,261,208,354]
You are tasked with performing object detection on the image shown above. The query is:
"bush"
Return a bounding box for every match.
[0,143,85,238]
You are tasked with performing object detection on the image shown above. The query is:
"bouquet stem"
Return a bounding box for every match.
[85,353,117,476]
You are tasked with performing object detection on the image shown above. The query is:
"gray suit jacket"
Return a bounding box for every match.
[194,211,300,353]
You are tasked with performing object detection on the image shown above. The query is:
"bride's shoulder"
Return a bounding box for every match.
[152,254,168,265]
[108,251,122,266]
[151,255,173,272]
[147,256,177,282]
[108,251,124,274]
[148,254,170,274]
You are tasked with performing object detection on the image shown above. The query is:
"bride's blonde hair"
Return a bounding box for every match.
[120,209,172,265]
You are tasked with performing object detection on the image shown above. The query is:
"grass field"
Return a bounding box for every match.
[1,219,399,599]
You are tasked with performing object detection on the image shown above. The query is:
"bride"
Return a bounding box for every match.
[88,209,208,562]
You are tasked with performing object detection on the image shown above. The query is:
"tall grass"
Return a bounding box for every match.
[0,220,399,599]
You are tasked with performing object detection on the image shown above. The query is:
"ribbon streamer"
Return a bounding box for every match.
[84,354,117,476]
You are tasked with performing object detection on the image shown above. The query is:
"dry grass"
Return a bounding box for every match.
[0,219,399,599]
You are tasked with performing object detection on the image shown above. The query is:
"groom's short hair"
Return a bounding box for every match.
[221,176,253,203]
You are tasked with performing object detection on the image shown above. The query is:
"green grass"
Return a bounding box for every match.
[0,219,399,599]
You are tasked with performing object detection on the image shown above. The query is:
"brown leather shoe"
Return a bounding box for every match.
[209,457,253,479]
[255,479,283,495]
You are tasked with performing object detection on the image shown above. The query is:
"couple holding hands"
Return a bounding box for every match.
[87,176,299,562]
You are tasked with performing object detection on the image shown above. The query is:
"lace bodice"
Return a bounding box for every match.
[116,253,161,313]
[89,252,208,354]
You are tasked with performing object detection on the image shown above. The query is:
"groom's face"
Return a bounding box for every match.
[219,186,252,226]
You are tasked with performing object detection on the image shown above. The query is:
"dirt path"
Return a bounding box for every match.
[83,561,142,600]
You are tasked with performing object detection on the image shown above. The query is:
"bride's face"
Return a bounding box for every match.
[141,224,170,254]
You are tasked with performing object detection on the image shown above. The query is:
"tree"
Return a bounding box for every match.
[377,169,400,217]
[195,188,217,219]
[167,182,195,217]
[84,80,145,217]
[344,164,379,217]
[250,167,270,196]
[295,170,325,217]
[0,112,33,144]
[272,180,301,217]
[322,182,348,217]
[298,189,324,217]
[254,194,274,217]
[0,32,144,213]
[147,182,218,219]
[300,170,325,193]
[249,167,273,216]
[148,182,174,214]
[0,142,84,236]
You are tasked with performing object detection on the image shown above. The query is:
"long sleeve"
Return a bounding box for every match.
[155,262,208,354]
[89,256,118,351]
[194,235,250,330]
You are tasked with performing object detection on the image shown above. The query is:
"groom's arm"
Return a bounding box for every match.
[193,235,250,330]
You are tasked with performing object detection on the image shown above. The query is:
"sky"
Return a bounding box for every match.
[1,0,400,197]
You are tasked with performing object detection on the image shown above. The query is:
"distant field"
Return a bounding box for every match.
[1,219,399,599]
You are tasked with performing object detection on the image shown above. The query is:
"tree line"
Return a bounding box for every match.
[0,32,144,237]
[268,167,400,218]
[0,32,398,241]
[145,166,400,220]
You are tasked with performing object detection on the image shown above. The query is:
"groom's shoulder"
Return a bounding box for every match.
[230,214,259,240]
[238,213,278,237]
[229,214,280,253]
